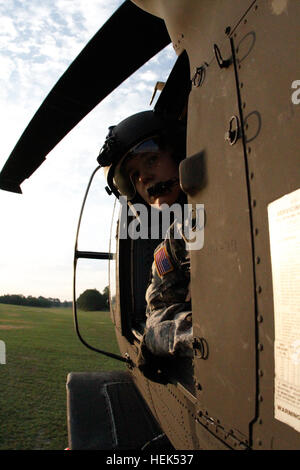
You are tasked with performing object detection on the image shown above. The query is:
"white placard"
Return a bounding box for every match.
[268,188,300,433]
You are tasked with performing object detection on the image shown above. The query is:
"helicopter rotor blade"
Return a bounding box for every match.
[0,0,170,194]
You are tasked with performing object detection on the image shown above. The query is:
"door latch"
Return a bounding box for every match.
[224,115,240,145]
[192,337,209,359]
[214,43,232,69]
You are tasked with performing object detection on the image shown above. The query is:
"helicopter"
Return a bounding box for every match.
[0,0,299,451]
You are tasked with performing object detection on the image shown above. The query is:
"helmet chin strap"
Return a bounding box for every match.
[147,177,179,198]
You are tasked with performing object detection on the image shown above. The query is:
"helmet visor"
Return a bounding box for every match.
[128,138,160,157]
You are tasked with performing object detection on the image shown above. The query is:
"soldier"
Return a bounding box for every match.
[98,110,193,378]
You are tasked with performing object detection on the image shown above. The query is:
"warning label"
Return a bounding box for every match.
[268,188,300,433]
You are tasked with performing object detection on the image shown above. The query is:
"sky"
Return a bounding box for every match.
[0,0,177,301]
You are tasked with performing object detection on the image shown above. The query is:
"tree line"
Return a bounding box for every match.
[0,287,109,311]
[0,294,71,308]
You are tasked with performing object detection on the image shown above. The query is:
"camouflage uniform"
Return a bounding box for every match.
[137,221,192,370]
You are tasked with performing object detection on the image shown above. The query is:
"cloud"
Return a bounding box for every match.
[138,70,159,82]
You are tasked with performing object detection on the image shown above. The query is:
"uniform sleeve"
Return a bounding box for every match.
[140,221,193,359]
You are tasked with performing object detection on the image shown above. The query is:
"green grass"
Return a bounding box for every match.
[0,304,124,450]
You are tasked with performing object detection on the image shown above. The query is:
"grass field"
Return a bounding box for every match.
[0,303,124,450]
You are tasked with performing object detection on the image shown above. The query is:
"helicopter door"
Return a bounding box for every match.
[182,36,256,444]
[229,1,300,450]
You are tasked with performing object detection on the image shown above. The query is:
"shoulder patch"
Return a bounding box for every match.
[154,245,174,278]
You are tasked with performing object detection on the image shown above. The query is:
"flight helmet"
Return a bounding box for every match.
[97,110,186,200]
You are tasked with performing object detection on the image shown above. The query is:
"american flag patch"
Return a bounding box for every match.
[154,245,174,278]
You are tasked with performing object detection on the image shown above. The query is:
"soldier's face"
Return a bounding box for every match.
[125,150,180,209]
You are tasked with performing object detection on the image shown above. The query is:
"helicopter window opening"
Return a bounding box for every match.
[114,49,192,360]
